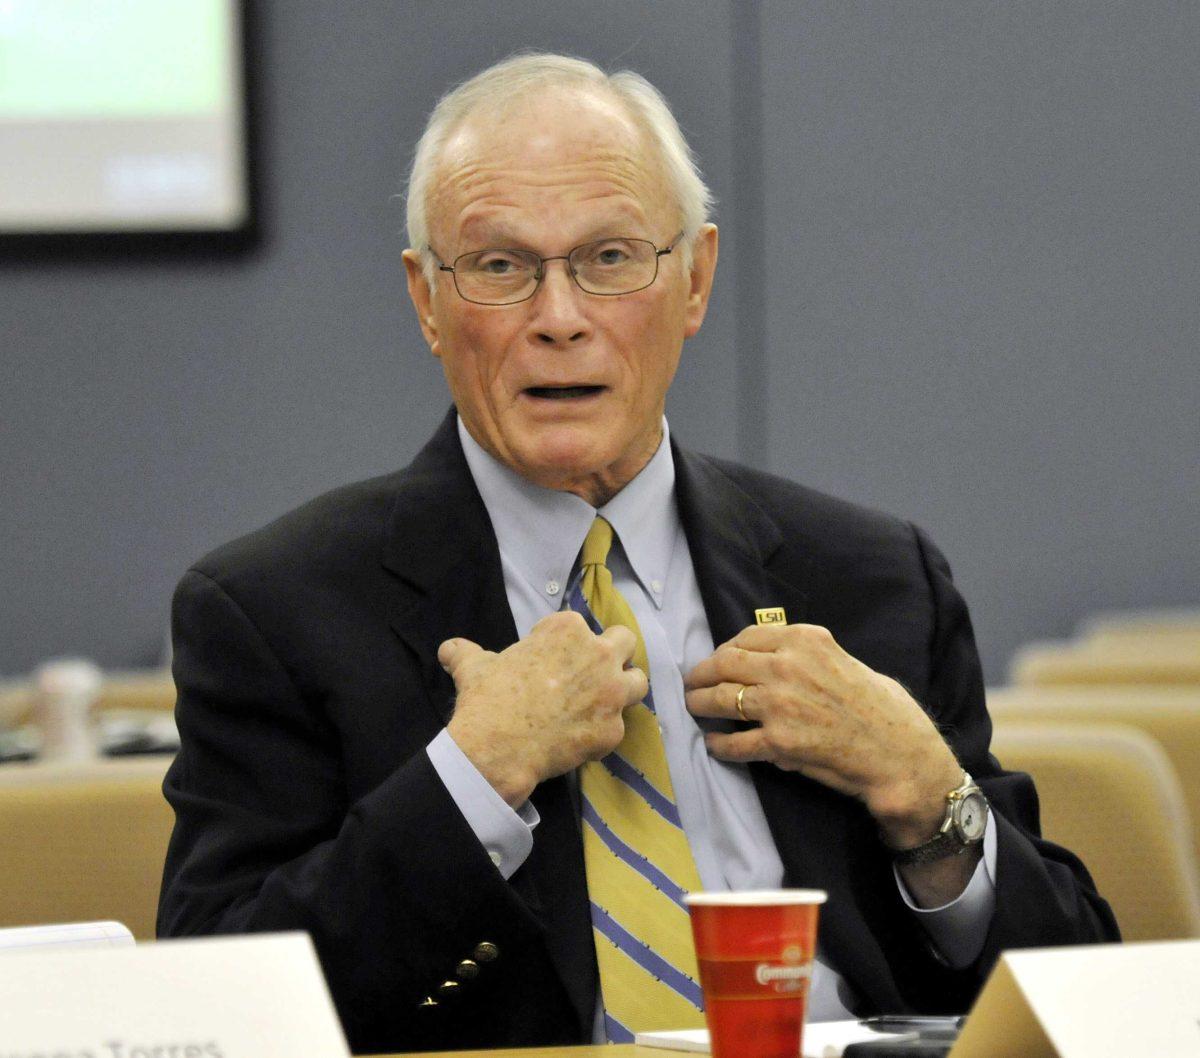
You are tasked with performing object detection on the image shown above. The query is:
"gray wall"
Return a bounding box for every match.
[759,2,1199,680]
[1,2,1196,683]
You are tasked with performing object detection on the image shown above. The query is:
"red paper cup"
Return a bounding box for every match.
[686,889,827,1058]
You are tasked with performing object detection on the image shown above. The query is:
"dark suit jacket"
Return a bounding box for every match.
[158,410,1117,1053]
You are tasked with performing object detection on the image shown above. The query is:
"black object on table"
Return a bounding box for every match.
[843,1039,955,1057]
[844,1015,961,1057]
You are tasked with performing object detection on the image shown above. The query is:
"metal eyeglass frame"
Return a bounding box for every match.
[428,231,685,305]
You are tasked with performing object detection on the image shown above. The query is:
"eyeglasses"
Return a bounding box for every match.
[429,232,684,306]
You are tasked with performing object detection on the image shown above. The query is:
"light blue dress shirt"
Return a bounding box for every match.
[426,415,996,1026]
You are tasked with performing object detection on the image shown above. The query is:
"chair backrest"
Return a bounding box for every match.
[991,721,1200,942]
[0,671,177,730]
[1079,609,1200,649]
[0,769,175,941]
[988,685,1200,865]
[1009,640,1200,686]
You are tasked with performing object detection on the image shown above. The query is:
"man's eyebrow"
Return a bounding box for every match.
[575,211,653,244]
[461,221,652,251]
[456,226,536,251]
[460,222,518,246]
[577,225,649,242]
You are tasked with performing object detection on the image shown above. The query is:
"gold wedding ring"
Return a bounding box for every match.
[735,684,749,722]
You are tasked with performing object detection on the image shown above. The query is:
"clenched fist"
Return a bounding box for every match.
[441,611,648,807]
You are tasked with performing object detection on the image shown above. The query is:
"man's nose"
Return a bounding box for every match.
[529,258,589,345]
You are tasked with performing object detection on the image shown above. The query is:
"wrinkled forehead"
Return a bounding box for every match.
[427,87,676,246]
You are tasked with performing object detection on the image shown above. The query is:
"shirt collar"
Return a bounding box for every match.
[597,423,678,609]
[457,415,679,609]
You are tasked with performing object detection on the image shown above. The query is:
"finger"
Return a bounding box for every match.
[704,728,769,764]
[532,609,589,635]
[729,623,787,651]
[437,637,486,678]
[621,665,650,706]
[685,681,759,721]
[734,621,841,655]
[599,623,637,663]
[684,643,775,690]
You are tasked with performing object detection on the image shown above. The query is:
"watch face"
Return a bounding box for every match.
[956,792,988,841]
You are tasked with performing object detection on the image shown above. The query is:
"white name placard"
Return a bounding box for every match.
[950,939,1200,1058]
[0,932,350,1058]
[0,920,134,953]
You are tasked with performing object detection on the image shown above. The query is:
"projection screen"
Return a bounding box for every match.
[0,0,250,235]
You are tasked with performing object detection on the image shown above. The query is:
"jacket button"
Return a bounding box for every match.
[473,941,500,962]
[437,980,461,998]
[456,959,480,979]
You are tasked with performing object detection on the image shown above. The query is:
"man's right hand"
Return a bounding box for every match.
[439,611,647,807]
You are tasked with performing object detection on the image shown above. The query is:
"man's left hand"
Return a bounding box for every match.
[684,623,963,851]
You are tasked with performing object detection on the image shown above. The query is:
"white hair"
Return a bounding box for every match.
[405,52,714,281]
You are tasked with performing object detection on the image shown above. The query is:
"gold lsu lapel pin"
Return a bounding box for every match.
[754,607,787,626]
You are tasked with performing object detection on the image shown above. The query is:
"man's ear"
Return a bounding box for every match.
[402,248,441,357]
[683,224,719,339]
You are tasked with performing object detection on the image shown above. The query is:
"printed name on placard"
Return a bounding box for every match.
[2,1040,225,1058]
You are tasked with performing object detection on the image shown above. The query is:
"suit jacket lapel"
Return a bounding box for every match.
[380,410,596,1035]
[671,443,806,642]
[672,444,905,1013]
[381,411,518,724]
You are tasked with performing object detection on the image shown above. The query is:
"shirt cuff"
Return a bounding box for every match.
[426,728,539,880]
[893,810,998,969]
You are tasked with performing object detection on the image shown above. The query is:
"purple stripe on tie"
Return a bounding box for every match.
[601,752,683,829]
[590,902,705,1011]
[568,581,658,714]
[604,1013,634,1043]
[567,582,605,636]
[581,797,689,910]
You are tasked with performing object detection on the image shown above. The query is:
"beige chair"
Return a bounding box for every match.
[1010,639,1200,686]
[0,679,31,730]
[1080,609,1200,649]
[988,685,1200,865]
[0,671,176,730]
[0,766,175,941]
[991,721,1200,942]
[96,672,178,712]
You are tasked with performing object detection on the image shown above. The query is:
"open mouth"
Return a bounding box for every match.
[524,385,605,400]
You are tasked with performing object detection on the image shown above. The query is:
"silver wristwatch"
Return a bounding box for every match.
[890,772,988,866]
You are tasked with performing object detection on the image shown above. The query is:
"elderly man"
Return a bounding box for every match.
[158,53,1116,1053]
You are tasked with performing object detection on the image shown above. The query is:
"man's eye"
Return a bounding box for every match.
[472,253,528,275]
[584,241,634,267]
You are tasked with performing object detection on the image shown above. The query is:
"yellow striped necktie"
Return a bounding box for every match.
[571,516,705,1042]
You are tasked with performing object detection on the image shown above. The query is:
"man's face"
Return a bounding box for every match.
[404,89,718,503]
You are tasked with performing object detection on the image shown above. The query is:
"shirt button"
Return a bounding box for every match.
[651,579,663,594]
[437,980,461,997]
[487,850,502,867]
[546,580,560,596]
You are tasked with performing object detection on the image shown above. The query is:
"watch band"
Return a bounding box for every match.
[889,772,987,866]
[892,828,969,866]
